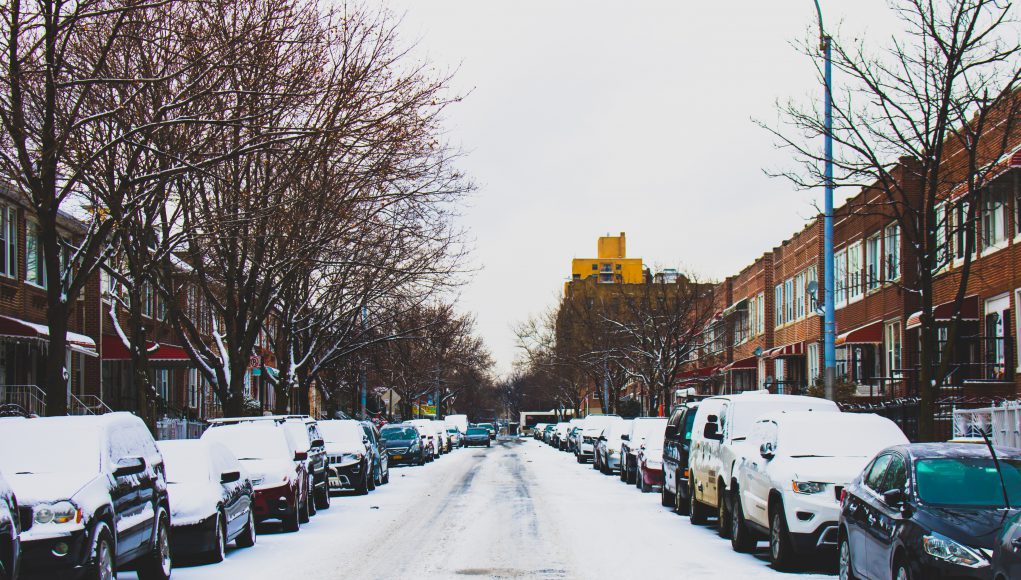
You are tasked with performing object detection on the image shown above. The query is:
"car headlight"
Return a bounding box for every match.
[791,481,827,495]
[409,442,419,450]
[35,501,81,525]
[923,533,989,568]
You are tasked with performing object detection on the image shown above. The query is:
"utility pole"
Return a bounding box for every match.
[813,0,837,401]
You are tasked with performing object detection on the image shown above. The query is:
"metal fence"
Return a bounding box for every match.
[155,417,207,440]
[953,401,1021,448]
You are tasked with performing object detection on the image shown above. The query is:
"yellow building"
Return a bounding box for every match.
[570,232,645,285]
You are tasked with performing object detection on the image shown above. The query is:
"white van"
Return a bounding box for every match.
[687,391,839,535]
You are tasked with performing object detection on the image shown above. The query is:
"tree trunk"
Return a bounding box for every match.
[43,309,69,416]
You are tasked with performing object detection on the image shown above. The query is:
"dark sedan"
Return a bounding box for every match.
[993,511,1021,580]
[838,443,1021,580]
[0,470,19,580]
[463,427,491,448]
[380,425,428,466]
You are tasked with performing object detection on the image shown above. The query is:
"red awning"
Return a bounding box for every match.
[764,341,805,359]
[722,356,758,372]
[0,315,97,356]
[102,335,191,362]
[675,365,721,380]
[835,321,884,346]
[948,147,1021,200]
[906,295,980,330]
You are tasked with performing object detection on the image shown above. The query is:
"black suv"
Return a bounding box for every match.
[661,402,699,514]
[0,414,173,580]
[0,470,19,580]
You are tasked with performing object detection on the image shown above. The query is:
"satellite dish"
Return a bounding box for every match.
[753,346,763,357]
[806,280,818,299]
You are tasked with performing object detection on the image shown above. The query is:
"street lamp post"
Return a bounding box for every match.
[813,0,837,401]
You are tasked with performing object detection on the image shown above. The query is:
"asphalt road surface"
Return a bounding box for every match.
[154,437,833,580]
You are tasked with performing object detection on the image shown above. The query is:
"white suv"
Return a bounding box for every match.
[729,412,908,569]
[687,391,839,536]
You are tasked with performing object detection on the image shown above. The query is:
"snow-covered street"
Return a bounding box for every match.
[148,437,834,580]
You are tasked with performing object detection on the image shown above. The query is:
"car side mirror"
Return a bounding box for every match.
[883,488,905,506]
[759,443,775,460]
[362,435,370,444]
[221,470,241,484]
[114,456,146,477]
[294,451,308,461]
[703,423,722,441]
[621,434,630,441]
[665,425,678,439]
[311,439,324,448]
[598,435,607,441]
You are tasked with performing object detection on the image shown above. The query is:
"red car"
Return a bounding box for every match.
[202,422,310,532]
[637,442,665,494]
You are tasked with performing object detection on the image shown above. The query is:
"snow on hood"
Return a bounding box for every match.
[7,471,99,507]
[325,441,365,455]
[784,455,874,486]
[167,481,221,526]
[238,458,293,488]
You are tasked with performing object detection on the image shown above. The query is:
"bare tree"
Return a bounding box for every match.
[766,0,1021,440]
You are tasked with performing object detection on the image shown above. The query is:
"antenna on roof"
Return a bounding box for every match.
[980,429,1011,509]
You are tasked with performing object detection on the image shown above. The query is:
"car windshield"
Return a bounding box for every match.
[283,422,311,451]
[380,427,417,440]
[203,425,291,461]
[447,428,458,433]
[318,421,365,447]
[916,458,1021,507]
[0,420,102,474]
[159,442,210,484]
[779,420,905,457]
[467,428,488,436]
[479,423,494,430]
[632,419,667,441]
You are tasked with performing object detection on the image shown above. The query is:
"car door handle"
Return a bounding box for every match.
[1012,537,1021,551]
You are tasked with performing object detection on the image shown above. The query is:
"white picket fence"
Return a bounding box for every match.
[953,401,1021,447]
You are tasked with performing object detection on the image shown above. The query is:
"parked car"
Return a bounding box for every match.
[838,443,1021,580]
[594,419,631,475]
[993,511,1021,580]
[620,417,668,485]
[379,425,428,466]
[552,422,572,450]
[478,423,497,440]
[566,426,582,454]
[532,424,549,440]
[575,415,622,464]
[688,391,839,536]
[0,414,173,580]
[359,421,390,486]
[463,427,491,447]
[637,437,666,495]
[0,470,19,580]
[542,424,556,444]
[729,412,908,567]
[407,420,442,459]
[317,420,376,494]
[207,415,330,513]
[431,421,451,454]
[202,422,309,532]
[158,440,257,563]
[446,426,463,448]
[662,402,700,514]
[444,414,469,435]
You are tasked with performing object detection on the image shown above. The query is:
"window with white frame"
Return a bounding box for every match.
[773,359,785,392]
[155,368,170,402]
[807,342,820,384]
[934,203,949,272]
[806,266,818,314]
[885,321,902,378]
[141,282,153,318]
[733,308,749,346]
[835,248,847,304]
[794,272,806,319]
[848,241,863,300]
[775,284,784,327]
[985,294,1010,380]
[981,183,1009,250]
[756,291,765,335]
[25,220,45,288]
[0,206,15,279]
[784,278,795,323]
[866,234,881,290]
[954,201,975,261]
[187,369,200,408]
[884,224,901,281]
[749,294,759,338]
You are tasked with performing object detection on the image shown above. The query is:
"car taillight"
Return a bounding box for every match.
[840,489,847,504]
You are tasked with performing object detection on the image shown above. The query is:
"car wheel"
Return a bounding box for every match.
[576,453,584,464]
[418,452,426,466]
[838,535,856,580]
[315,482,331,510]
[717,486,732,538]
[689,481,708,524]
[769,505,795,570]
[307,479,318,517]
[354,463,370,495]
[893,561,911,580]
[367,466,377,491]
[85,523,115,580]
[730,493,756,553]
[299,490,311,524]
[205,512,227,564]
[486,441,491,448]
[382,467,390,485]
[282,499,301,533]
[660,476,674,506]
[235,510,257,549]
[619,459,628,482]
[137,509,172,580]
[674,478,690,516]
[641,470,652,494]
[592,454,600,470]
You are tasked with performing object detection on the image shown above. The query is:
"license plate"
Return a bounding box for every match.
[392,455,402,460]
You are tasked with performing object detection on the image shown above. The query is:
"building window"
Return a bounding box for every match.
[847,241,863,300]
[954,200,975,261]
[784,278,794,323]
[774,284,783,327]
[794,272,806,320]
[1015,289,1021,372]
[141,282,153,318]
[187,368,202,409]
[985,294,1010,380]
[773,358,786,392]
[155,289,166,321]
[756,291,765,335]
[0,206,15,278]
[885,321,902,378]
[806,266,818,314]
[807,342,820,384]
[25,220,45,288]
[866,234,881,290]
[884,224,901,282]
[733,308,749,346]
[835,248,847,304]
[154,368,170,402]
[934,203,949,272]
[981,183,1009,250]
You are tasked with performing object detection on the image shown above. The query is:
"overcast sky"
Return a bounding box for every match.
[373,0,900,375]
